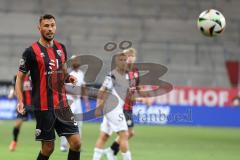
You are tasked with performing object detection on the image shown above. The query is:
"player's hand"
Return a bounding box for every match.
[69,75,77,86]
[17,102,25,115]
[95,107,103,117]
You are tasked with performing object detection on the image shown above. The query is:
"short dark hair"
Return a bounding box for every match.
[39,14,55,24]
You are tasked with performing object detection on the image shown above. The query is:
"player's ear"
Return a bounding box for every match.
[37,24,41,32]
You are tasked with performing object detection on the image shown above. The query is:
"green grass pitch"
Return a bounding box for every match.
[1,121,240,160]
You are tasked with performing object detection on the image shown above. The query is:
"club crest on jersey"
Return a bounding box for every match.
[40,52,45,57]
[35,129,41,137]
[71,116,78,126]
[57,50,62,56]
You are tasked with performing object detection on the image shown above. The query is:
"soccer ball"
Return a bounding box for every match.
[197,9,226,37]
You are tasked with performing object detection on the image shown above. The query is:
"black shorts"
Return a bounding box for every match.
[16,106,35,120]
[124,110,134,128]
[34,108,79,141]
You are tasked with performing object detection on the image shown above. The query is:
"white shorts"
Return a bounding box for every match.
[100,108,128,135]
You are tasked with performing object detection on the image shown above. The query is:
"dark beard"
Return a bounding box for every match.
[42,33,54,42]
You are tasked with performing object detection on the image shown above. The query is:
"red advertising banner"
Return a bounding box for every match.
[153,86,240,107]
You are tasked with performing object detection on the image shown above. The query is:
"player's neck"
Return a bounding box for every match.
[39,38,54,48]
[116,67,125,74]
[128,63,135,70]
[72,67,79,71]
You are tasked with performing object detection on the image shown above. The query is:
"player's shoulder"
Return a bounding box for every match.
[107,71,116,80]
[25,45,34,53]
[132,65,139,72]
[69,70,77,76]
[21,45,34,58]
[70,69,83,77]
[54,40,66,48]
[77,69,84,76]
[103,71,115,84]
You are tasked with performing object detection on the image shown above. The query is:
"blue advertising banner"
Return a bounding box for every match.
[0,97,17,120]
[132,104,240,127]
[1,98,240,128]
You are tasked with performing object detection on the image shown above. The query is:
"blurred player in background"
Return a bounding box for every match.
[105,48,140,159]
[93,53,132,160]
[9,73,33,151]
[60,55,90,152]
[232,95,240,106]
[16,14,81,160]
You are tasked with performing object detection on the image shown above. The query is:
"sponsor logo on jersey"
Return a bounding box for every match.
[57,50,62,57]
[40,52,45,57]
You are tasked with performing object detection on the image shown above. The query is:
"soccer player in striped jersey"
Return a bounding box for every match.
[9,73,33,151]
[16,14,81,160]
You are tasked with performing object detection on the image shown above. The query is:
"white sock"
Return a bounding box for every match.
[60,136,68,147]
[122,151,132,160]
[93,148,104,160]
[105,147,116,160]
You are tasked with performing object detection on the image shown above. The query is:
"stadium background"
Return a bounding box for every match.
[0,0,239,160]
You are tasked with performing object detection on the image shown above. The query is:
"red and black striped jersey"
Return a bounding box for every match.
[18,40,68,111]
[123,66,140,111]
[13,74,32,106]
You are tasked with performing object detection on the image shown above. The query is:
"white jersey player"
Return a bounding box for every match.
[60,55,90,152]
[92,53,132,160]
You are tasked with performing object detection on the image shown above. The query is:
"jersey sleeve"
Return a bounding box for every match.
[18,48,31,74]
[102,75,114,90]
